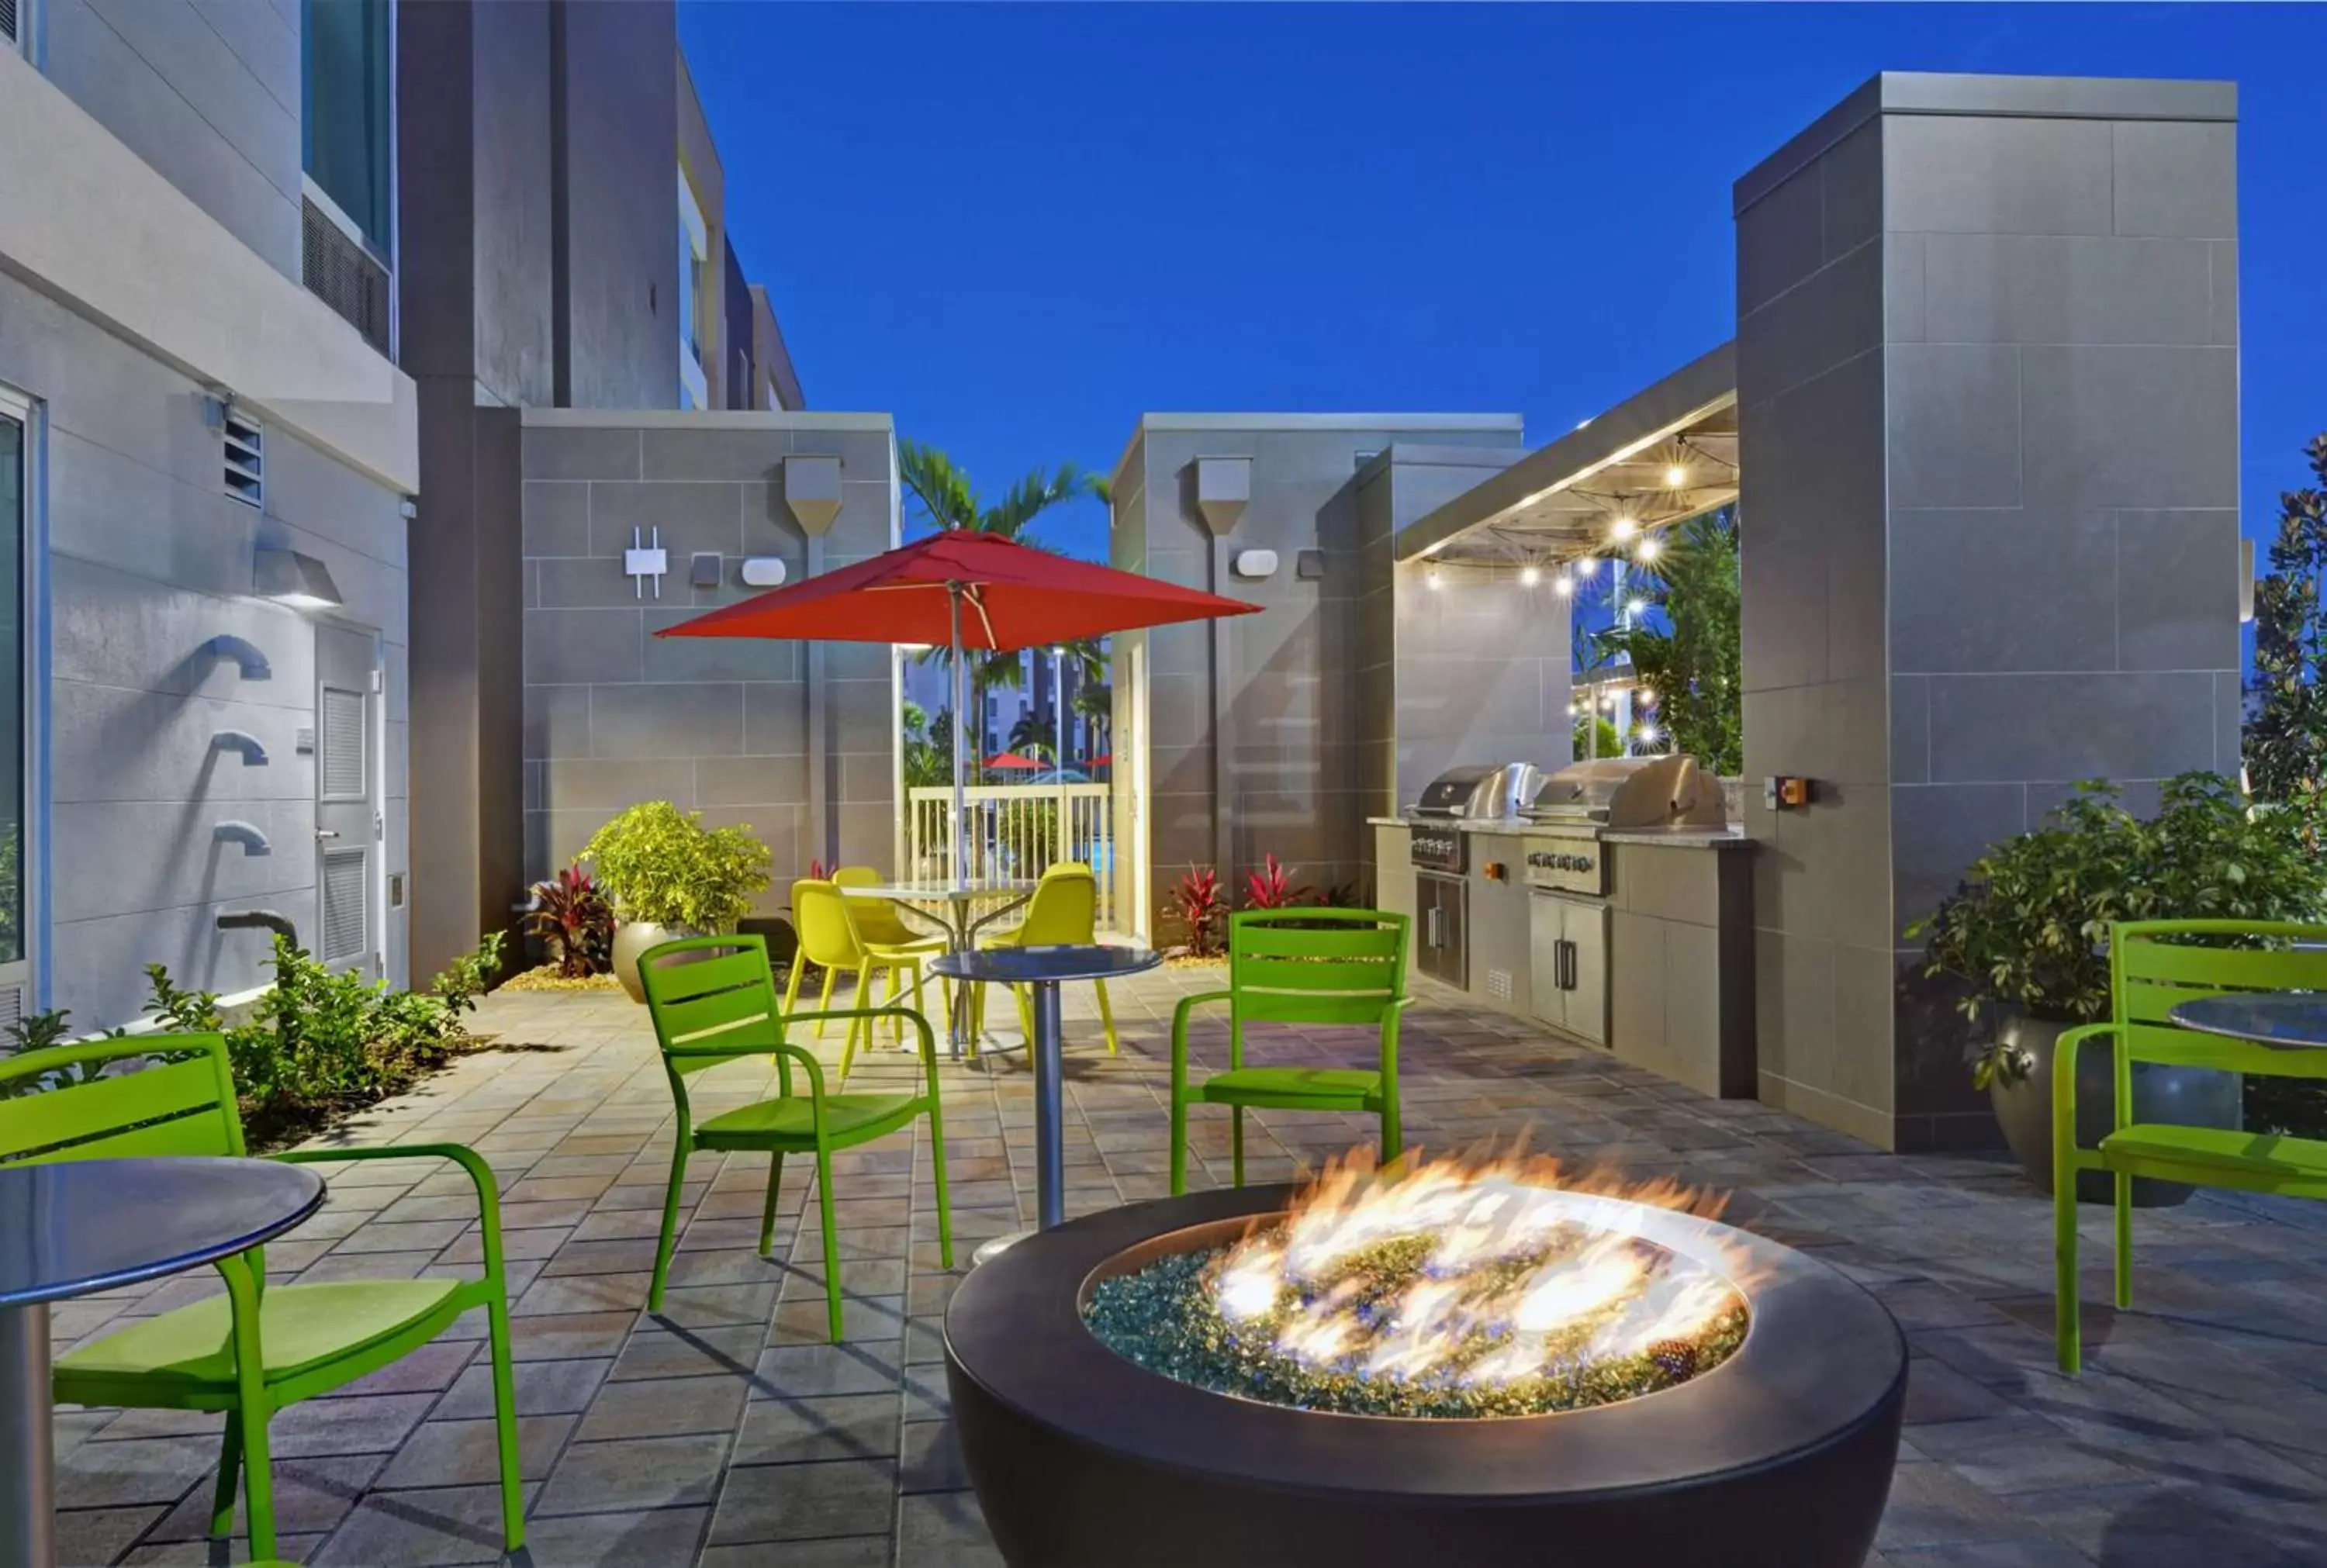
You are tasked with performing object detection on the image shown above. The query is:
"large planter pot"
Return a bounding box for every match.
[611,920,697,1003]
[1987,1013,2241,1207]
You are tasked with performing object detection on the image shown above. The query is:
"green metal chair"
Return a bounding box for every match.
[973,862,1119,1055]
[0,1034,522,1561]
[2054,919,2327,1373]
[639,934,953,1342]
[1170,909,1412,1195]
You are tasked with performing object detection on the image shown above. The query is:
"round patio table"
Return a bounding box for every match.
[838,879,1039,1058]
[929,944,1163,1265]
[2170,993,2327,1050]
[1,1158,326,1568]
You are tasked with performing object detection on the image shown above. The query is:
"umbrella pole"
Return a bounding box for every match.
[949,583,967,885]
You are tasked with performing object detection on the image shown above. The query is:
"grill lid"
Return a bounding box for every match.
[1527,755,1725,831]
[1412,762,1544,820]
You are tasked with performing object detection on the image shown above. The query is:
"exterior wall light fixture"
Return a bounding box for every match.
[211,730,268,765]
[254,547,343,610]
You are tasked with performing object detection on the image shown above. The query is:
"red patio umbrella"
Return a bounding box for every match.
[658,528,1257,879]
[984,751,1044,771]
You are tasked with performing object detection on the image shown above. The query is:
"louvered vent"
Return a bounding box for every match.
[321,688,365,798]
[0,983,22,1035]
[301,198,391,356]
[321,848,367,962]
[223,412,263,509]
[1,0,19,46]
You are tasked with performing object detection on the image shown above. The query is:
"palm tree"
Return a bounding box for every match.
[897,440,1101,782]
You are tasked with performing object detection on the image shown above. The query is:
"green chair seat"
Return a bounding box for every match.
[2100,1122,2327,1178]
[1199,1066,1384,1107]
[58,1278,462,1392]
[698,1091,920,1145]
[1171,910,1412,1195]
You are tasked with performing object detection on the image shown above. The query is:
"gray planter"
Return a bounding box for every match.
[1986,1012,2241,1207]
[610,920,701,1003]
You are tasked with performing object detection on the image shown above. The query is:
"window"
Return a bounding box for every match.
[0,393,29,981]
[302,0,392,256]
[677,168,708,409]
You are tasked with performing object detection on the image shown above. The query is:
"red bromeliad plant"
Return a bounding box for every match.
[525,865,614,978]
[1243,853,1312,910]
[1171,865,1227,958]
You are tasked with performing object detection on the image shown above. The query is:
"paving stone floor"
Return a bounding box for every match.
[43,966,2327,1566]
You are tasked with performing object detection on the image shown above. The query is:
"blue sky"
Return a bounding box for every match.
[682,3,2327,568]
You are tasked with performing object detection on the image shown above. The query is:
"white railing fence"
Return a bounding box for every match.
[904,784,1116,931]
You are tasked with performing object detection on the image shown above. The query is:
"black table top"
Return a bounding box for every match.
[931,945,1164,985]
[0,1157,326,1308]
[2170,993,2327,1051]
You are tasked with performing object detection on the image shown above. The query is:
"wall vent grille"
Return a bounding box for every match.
[321,688,366,798]
[301,198,391,356]
[322,849,367,962]
[0,0,19,46]
[223,413,264,508]
[0,983,22,1035]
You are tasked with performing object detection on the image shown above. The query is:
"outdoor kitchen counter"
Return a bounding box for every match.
[1370,818,1756,1100]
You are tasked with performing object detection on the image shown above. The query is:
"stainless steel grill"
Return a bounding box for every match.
[1525,755,1726,833]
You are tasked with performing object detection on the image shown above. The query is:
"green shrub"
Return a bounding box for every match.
[582,801,772,931]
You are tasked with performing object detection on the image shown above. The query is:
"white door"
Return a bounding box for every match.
[314,623,382,977]
[1123,635,1150,941]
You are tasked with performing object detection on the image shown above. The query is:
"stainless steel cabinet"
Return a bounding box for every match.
[1416,872,1467,989]
[1529,891,1608,1045]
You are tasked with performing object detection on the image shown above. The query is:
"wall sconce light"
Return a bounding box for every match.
[206,634,271,679]
[741,556,789,588]
[214,820,271,855]
[254,547,343,610]
[211,730,268,765]
[1232,548,1279,579]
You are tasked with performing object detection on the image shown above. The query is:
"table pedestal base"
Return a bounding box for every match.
[2,1301,56,1568]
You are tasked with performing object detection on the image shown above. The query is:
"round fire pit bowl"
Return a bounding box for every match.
[945,1183,1906,1568]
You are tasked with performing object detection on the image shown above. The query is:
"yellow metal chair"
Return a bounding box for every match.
[832,865,934,948]
[783,878,944,1085]
[973,862,1119,1055]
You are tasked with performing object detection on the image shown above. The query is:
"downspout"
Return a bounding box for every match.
[781,455,845,869]
[1192,458,1250,887]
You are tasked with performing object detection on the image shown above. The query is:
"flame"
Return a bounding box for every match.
[1200,1147,1755,1399]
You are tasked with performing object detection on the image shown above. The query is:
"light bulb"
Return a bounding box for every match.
[1610,516,1637,542]
[1426,568,1443,590]
[1635,537,1662,563]
[1553,575,1575,598]
[1520,565,1541,587]
[1567,703,1580,717]
[1664,464,1688,489]
[1626,597,1648,617]
[1637,688,1657,706]
[1575,557,1601,579]
[1638,723,1661,744]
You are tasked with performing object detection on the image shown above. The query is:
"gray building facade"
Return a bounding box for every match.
[1108,416,1525,938]
[520,411,901,907]
[2,5,417,1026]
[1734,73,2243,1149]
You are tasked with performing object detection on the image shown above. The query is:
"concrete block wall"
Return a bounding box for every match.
[1736,73,2242,1150]
[520,411,899,911]
[3,272,411,1027]
[1112,418,1523,935]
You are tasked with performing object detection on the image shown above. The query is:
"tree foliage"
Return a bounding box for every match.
[1599,509,1741,773]
[2246,436,2327,803]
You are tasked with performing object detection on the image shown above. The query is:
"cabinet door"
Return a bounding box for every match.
[1561,899,1610,1046]
[1528,896,1565,1029]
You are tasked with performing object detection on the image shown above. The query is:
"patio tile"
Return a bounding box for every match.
[309,1482,530,1567]
[53,1505,168,1567]
[730,1395,899,1466]
[519,1508,711,1567]
[575,1375,750,1441]
[705,1459,897,1546]
[436,1356,610,1419]
[609,1325,763,1381]
[372,1414,575,1488]
[536,1433,731,1514]
[896,1490,1005,1568]
[150,1452,384,1542]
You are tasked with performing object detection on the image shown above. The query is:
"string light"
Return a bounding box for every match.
[1609,516,1637,543]
[1637,723,1661,745]
[1626,597,1648,617]
[1426,567,1444,590]
[1553,574,1575,598]
[1520,564,1541,587]
[1575,557,1601,579]
[1635,536,1662,563]
[1664,463,1688,489]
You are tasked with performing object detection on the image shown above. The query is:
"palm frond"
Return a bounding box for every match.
[899,439,980,533]
[982,462,1091,540]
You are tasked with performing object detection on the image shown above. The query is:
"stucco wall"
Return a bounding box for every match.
[40,0,304,280]
[3,272,410,1027]
[520,412,899,907]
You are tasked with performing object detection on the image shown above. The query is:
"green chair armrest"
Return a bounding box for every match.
[2051,1023,2123,1166]
[275,1143,507,1287]
[1170,990,1233,1087]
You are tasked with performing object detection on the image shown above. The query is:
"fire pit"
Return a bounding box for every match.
[945,1156,1906,1567]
